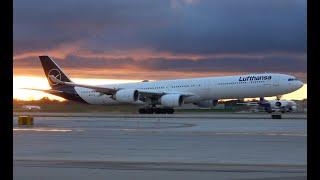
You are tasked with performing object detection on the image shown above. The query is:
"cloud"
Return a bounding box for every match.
[13,0,307,81]
[13,51,307,82]
[14,0,306,53]
[170,0,200,9]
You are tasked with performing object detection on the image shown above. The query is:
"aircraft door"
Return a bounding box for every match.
[199,79,210,97]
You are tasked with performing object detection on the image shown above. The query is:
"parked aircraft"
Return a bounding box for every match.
[238,97,298,113]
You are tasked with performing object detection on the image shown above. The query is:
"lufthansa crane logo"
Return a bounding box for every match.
[48,69,62,85]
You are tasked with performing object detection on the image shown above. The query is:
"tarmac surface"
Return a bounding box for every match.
[13,113,307,180]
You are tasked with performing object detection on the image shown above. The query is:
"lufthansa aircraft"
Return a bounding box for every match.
[25,56,304,114]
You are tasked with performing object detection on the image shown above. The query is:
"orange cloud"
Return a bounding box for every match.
[13,65,246,81]
[61,49,306,61]
[14,42,306,62]
[13,46,307,84]
[13,41,83,60]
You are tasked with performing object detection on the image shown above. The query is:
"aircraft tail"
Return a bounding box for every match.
[39,56,72,89]
[258,97,272,112]
[38,56,87,103]
[259,97,268,104]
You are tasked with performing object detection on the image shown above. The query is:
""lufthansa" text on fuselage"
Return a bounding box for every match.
[239,75,272,81]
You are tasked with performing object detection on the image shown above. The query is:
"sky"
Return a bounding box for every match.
[13,0,307,101]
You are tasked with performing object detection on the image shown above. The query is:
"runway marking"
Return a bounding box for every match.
[13,160,307,173]
[13,128,74,132]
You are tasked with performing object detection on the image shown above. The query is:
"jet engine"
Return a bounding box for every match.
[275,101,282,107]
[115,89,139,103]
[194,99,218,108]
[160,94,184,107]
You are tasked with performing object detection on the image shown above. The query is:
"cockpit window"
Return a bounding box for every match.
[288,78,298,81]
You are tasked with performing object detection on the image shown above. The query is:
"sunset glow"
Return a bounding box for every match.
[13,75,140,101]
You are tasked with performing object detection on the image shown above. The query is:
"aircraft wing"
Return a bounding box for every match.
[49,75,117,95]
[49,75,195,101]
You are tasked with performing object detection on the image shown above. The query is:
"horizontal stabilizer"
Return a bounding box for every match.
[21,88,64,94]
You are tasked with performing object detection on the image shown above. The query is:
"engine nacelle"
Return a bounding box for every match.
[195,99,218,108]
[115,89,139,103]
[160,94,184,107]
[275,101,282,107]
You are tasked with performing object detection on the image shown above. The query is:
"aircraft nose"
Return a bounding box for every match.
[297,80,304,88]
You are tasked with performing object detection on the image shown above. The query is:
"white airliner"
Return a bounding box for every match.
[25,56,303,114]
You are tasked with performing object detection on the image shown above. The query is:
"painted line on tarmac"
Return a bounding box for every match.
[13,128,78,132]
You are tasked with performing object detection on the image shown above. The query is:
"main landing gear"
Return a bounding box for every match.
[138,107,174,114]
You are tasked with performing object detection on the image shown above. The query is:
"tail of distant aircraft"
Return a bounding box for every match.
[259,97,268,104]
[39,56,73,89]
[258,97,272,113]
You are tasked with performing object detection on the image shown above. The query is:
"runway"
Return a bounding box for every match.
[13,113,307,180]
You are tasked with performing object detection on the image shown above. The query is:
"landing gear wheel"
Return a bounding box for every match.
[138,108,175,114]
[166,108,174,114]
[154,108,161,114]
[138,108,153,114]
[155,108,174,114]
[139,108,146,114]
[146,108,154,114]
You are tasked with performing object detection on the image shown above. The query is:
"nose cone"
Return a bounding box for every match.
[294,80,304,90]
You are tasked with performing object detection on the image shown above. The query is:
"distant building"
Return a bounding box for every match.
[295,99,307,112]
